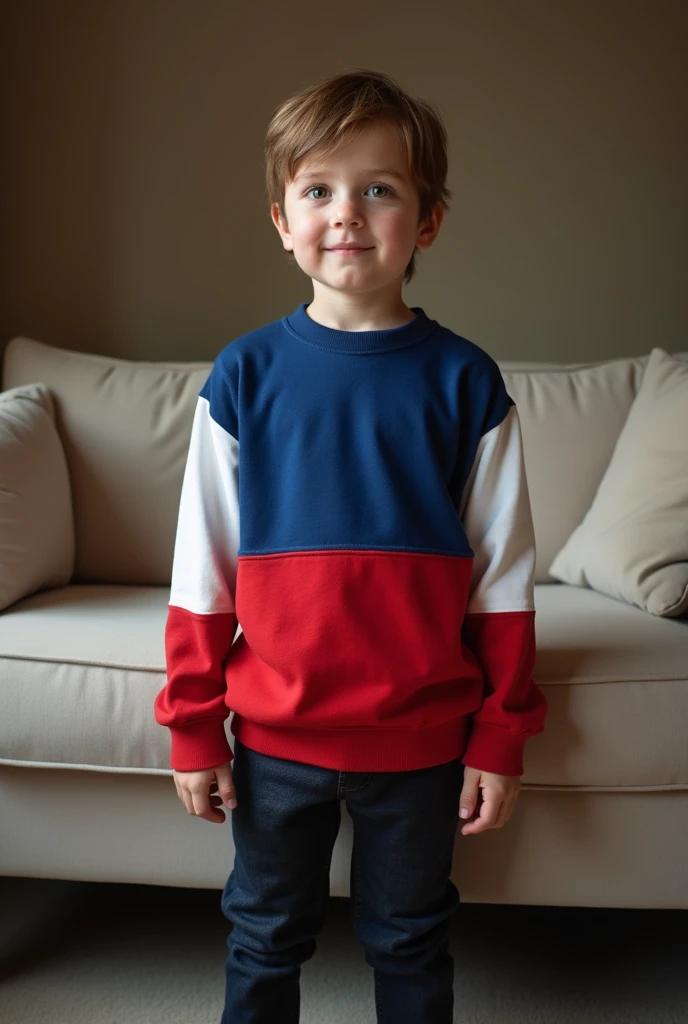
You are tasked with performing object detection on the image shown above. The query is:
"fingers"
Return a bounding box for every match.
[172,765,233,824]
[461,792,516,834]
[213,763,238,809]
[459,766,480,825]
[190,786,224,824]
[459,769,520,836]
[461,790,501,835]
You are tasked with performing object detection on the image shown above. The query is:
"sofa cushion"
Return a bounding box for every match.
[0,583,686,791]
[0,383,74,611]
[548,348,688,617]
[2,337,211,585]
[499,356,649,582]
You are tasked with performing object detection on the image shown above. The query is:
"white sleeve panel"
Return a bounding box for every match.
[459,404,535,614]
[169,395,240,616]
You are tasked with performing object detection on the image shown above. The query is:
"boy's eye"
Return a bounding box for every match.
[304,183,391,200]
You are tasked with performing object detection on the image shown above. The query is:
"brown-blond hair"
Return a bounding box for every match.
[264,68,452,284]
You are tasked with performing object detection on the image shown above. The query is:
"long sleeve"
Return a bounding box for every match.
[457,390,548,776]
[154,367,240,771]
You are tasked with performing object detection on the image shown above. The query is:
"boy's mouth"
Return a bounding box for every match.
[326,246,374,254]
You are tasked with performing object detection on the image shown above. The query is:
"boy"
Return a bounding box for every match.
[154,68,548,1024]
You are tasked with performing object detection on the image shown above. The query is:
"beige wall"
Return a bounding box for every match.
[1,0,686,365]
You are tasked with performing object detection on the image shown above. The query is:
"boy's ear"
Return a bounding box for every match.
[416,201,445,252]
[270,202,293,251]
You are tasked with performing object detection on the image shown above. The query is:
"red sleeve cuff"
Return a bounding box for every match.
[461,720,526,776]
[168,718,234,772]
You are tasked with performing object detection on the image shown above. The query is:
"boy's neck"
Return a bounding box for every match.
[306,289,416,333]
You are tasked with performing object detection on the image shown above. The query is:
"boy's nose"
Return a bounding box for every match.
[331,203,364,224]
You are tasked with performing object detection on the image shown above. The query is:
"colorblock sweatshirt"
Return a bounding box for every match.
[154,302,548,776]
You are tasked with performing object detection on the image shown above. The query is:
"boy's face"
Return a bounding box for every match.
[271,123,443,300]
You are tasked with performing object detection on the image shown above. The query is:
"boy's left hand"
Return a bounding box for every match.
[459,765,521,836]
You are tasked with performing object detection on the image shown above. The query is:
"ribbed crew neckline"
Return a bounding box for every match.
[282,301,438,354]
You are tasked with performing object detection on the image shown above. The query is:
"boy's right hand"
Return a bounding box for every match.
[172,761,237,824]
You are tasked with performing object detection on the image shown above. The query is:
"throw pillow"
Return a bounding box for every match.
[0,382,74,610]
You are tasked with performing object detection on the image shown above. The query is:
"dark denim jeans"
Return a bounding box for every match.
[219,736,464,1023]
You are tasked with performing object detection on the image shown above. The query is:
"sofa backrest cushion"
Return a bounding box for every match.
[499,356,649,581]
[3,334,686,587]
[2,337,211,585]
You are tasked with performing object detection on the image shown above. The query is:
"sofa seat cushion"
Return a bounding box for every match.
[528,585,688,789]
[0,584,686,790]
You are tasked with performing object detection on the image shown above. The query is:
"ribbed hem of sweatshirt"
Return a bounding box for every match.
[230,714,471,772]
[282,302,439,354]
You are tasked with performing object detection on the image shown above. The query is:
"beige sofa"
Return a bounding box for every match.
[1,335,687,910]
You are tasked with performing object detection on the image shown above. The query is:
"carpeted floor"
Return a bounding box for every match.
[0,876,685,1023]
